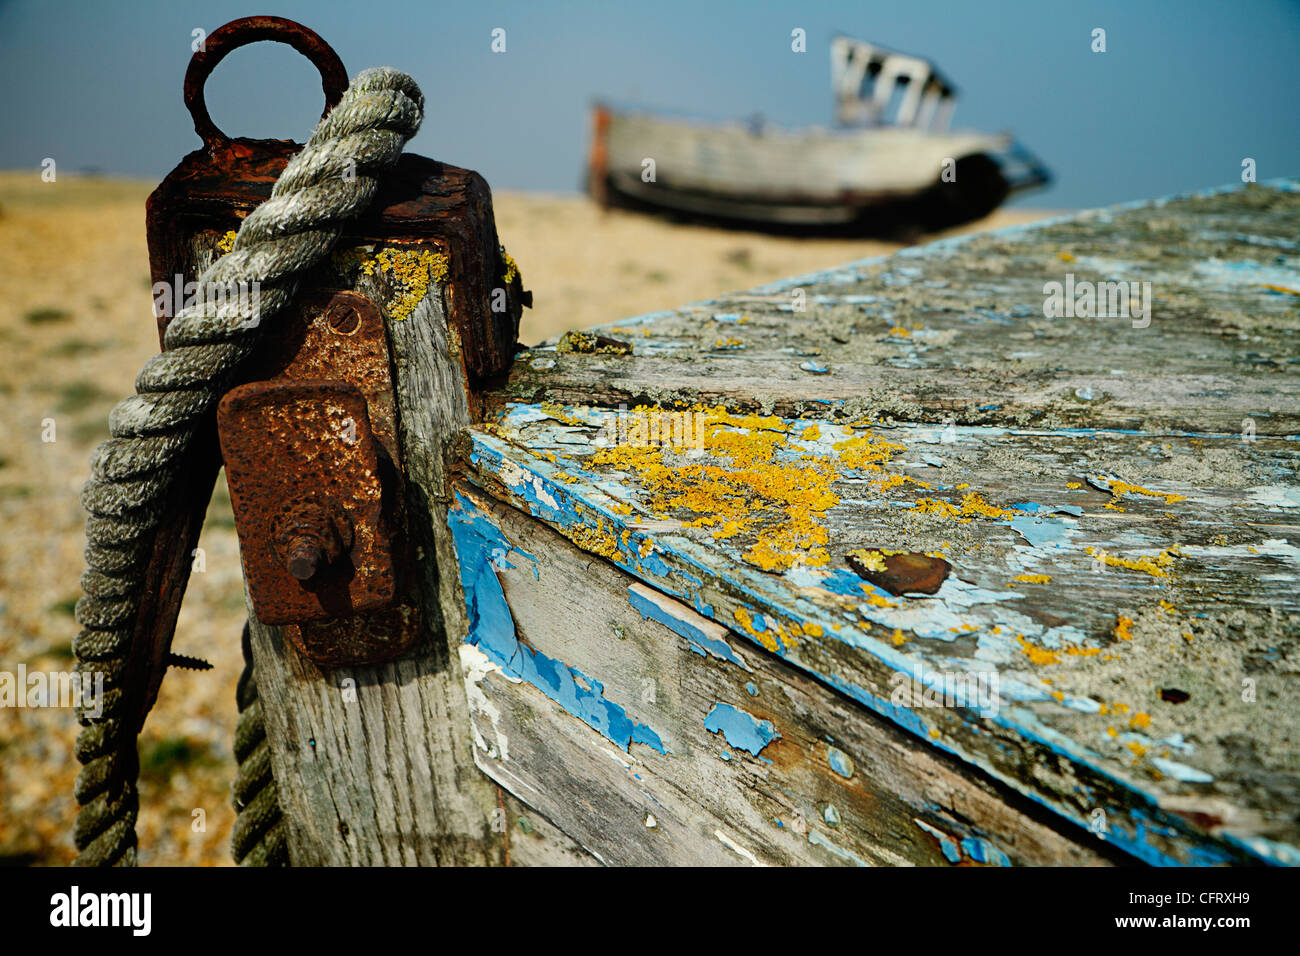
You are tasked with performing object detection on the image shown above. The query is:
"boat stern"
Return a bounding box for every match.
[989,139,1052,195]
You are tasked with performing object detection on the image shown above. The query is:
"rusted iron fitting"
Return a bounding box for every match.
[217,378,398,628]
[274,496,354,581]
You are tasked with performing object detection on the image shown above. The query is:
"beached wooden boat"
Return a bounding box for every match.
[588,37,1051,231]
[80,15,1297,874]
[252,180,1300,866]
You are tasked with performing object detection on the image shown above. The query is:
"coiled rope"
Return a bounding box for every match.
[72,67,425,866]
[231,621,288,866]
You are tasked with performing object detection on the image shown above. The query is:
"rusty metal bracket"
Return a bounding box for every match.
[141,16,527,671]
[218,379,396,624]
[216,289,422,666]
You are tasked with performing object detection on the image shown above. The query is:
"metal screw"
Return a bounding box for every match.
[274,498,352,581]
[326,302,362,336]
[286,537,325,580]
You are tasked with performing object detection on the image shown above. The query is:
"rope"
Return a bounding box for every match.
[72,67,426,866]
[231,621,288,866]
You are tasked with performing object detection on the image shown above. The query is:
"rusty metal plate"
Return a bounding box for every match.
[287,604,422,668]
[218,379,398,625]
[246,290,402,462]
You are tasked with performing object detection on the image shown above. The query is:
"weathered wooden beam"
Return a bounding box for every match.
[450,484,1119,866]
[241,160,536,865]
[449,181,1300,867]
[249,179,1298,867]
[502,182,1300,436]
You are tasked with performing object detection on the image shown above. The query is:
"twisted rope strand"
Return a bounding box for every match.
[232,621,287,866]
[72,67,424,866]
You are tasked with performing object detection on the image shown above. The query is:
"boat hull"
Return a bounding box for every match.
[589,105,1048,231]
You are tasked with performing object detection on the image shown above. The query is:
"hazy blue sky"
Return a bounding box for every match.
[1,0,1297,208]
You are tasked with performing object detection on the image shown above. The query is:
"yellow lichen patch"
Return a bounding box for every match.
[800,424,821,441]
[846,548,887,573]
[1016,635,1060,665]
[561,519,622,561]
[1009,573,1052,585]
[870,473,908,492]
[711,519,742,541]
[638,538,654,558]
[862,589,897,608]
[834,432,907,471]
[539,400,587,427]
[1058,251,1076,262]
[1126,741,1147,757]
[360,247,449,321]
[804,622,823,638]
[1086,546,1179,578]
[592,405,848,572]
[1066,482,1081,490]
[888,324,911,337]
[1064,645,1103,657]
[1130,712,1151,729]
[1114,616,1134,641]
[734,607,780,653]
[891,628,907,646]
[911,491,1021,523]
[713,337,745,348]
[1100,478,1187,505]
[552,471,579,484]
[500,249,520,285]
[215,229,237,254]
[912,498,961,520]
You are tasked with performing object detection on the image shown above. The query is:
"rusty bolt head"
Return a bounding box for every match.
[286,539,324,580]
[325,300,363,336]
[273,497,354,582]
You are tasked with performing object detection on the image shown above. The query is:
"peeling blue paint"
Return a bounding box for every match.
[627,585,744,668]
[1010,513,1077,550]
[703,702,780,756]
[808,829,869,866]
[449,491,668,755]
[460,181,1300,869]
[961,836,1010,866]
[826,745,855,779]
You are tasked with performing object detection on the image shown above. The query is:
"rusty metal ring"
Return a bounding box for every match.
[184,16,348,152]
